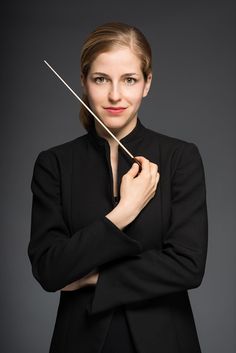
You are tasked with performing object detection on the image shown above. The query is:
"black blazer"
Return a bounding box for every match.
[28,117,208,353]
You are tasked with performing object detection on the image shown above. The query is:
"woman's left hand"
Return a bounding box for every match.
[61,270,99,291]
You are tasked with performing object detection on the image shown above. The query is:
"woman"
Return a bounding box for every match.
[28,22,208,353]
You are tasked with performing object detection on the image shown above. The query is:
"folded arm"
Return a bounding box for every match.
[86,142,208,315]
[28,150,143,293]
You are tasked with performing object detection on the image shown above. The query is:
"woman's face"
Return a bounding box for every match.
[81,46,152,136]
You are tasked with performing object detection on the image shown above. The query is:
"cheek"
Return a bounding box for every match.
[125,81,146,101]
[126,88,144,105]
[87,87,105,104]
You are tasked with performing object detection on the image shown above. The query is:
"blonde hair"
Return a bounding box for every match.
[79,22,152,132]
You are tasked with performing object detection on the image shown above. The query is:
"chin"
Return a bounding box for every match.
[102,116,126,127]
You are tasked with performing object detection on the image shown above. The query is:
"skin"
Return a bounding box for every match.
[81,46,152,149]
[61,46,158,292]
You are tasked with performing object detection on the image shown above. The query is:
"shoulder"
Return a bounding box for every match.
[38,133,88,156]
[143,125,204,174]
[145,125,201,155]
[145,124,193,147]
[32,133,89,172]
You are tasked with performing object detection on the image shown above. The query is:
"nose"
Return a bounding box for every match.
[108,82,122,102]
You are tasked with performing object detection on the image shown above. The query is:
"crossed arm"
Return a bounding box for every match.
[28,142,208,315]
[61,201,137,291]
[61,268,99,291]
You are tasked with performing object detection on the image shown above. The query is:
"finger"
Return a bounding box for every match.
[150,162,158,171]
[150,163,158,177]
[126,162,140,178]
[155,173,160,189]
[134,156,151,174]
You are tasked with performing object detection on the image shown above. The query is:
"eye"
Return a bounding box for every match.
[94,77,108,84]
[125,77,137,85]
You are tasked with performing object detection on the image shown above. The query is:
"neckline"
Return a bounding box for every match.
[88,116,147,148]
[114,195,119,204]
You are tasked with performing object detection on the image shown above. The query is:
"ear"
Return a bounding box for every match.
[143,73,152,98]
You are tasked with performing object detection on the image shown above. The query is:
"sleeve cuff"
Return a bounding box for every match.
[101,215,143,253]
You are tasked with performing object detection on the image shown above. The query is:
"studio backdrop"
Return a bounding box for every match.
[1,1,236,353]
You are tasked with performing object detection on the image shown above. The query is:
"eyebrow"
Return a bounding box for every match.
[91,72,138,77]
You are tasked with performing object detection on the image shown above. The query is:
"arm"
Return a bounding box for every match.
[28,150,143,293]
[86,143,208,315]
[61,268,99,291]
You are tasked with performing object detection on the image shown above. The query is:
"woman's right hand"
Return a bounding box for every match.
[105,156,160,230]
[119,156,160,215]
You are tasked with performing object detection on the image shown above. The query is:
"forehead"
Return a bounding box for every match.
[90,47,142,73]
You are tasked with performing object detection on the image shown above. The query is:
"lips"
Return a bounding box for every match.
[105,107,126,110]
[104,107,127,114]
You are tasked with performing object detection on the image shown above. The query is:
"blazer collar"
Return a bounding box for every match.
[88,116,147,148]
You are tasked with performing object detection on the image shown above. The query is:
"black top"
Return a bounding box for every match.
[100,195,137,353]
[28,116,207,353]
[100,307,137,353]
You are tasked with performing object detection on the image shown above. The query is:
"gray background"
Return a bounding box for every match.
[2,0,235,352]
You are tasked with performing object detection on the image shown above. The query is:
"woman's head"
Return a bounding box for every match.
[79,22,152,134]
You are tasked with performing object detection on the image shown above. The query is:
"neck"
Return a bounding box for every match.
[94,117,138,147]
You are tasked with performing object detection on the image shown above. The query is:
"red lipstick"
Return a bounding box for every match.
[104,107,127,114]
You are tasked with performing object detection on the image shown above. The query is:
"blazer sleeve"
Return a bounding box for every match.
[87,142,208,315]
[28,150,143,293]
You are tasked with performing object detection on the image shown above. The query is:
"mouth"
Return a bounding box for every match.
[104,107,127,114]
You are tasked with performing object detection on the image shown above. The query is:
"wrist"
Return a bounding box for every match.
[105,201,137,230]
